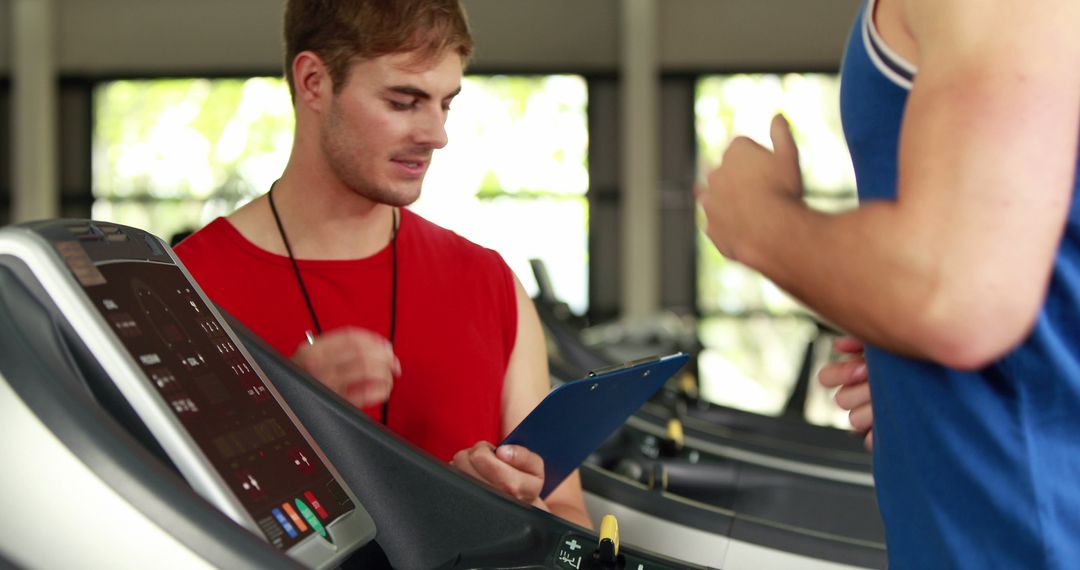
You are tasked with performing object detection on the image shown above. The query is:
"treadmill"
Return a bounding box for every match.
[0,219,700,570]
[537,299,872,473]
[532,264,885,569]
[582,419,885,567]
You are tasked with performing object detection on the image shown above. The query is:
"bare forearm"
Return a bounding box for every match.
[539,472,592,529]
[741,200,949,360]
[743,181,1058,370]
[697,118,964,363]
[749,119,1072,367]
[715,24,1079,369]
[545,500,592,529]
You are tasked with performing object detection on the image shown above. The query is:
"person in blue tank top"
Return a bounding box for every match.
[697,0,1080,567]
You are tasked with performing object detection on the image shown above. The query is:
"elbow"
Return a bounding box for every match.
[910,285,1041,371]
[927,331,1025,371]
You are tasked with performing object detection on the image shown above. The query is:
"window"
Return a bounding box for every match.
[695,73,856,425]
[92,74,589,313]
[413,75,589,314]
[92,78,294,244]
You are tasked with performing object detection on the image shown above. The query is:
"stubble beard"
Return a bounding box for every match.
[320,101,424,208]
[330,155,423,208]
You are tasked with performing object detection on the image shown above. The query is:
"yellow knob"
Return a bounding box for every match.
[678,372,698,399]
[599,514,619,556]
[666,418,685,451]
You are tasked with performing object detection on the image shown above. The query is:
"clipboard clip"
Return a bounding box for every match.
[586,355,664,378]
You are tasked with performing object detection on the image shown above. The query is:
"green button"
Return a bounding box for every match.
[295,498,326,538]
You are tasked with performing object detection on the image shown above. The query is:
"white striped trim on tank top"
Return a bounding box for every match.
[862,0,916,90]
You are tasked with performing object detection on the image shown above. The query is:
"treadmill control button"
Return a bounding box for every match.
[290,447,315,476]
[295,499,327,538]
[281,502,308,533]
[235,469,266,500]
[555,534,590,569]
[555,548,584,569]
[304,490,329,520]
[272,507,298,538]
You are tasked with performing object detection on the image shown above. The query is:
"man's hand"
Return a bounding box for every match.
[292,327,400,409]
[818,336,873,450]
[450,442,547,509]
[697,114,804,263]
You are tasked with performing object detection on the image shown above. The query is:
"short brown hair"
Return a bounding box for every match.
[283,0,473,99]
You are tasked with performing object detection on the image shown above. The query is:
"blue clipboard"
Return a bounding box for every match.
[501,352,689,498]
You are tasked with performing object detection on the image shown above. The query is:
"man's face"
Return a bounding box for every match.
[319,49,463,207]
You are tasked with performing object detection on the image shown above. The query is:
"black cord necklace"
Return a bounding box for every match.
[267,184,398,425]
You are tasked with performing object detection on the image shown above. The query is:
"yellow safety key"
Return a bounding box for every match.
[678,372,699,399]
[599,514,619,557]
[666,418,685,451]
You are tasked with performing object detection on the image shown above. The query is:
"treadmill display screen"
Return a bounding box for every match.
[80,260,354,551]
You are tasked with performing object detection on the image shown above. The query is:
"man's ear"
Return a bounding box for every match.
[292,51,331,111]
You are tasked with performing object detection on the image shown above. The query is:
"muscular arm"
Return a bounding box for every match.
[450,274,591,528]
[704,0,1080,369]
[500,276,592,528]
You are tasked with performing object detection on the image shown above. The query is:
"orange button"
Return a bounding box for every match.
[281,502,308,533]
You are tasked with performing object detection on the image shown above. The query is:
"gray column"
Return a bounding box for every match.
[619,0,660,319]
[12,0,57,222]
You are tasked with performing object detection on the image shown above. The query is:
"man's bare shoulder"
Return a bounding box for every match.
[905,0,1080,56]
[873,0,918,66]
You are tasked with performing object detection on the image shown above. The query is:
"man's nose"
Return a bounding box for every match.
[413,108,449,149]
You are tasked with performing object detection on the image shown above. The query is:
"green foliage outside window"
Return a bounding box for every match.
[695,74,857,424]
[92,74,590,311]
[93,77,293,242]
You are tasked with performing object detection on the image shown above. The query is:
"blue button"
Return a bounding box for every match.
[272,507,298,538]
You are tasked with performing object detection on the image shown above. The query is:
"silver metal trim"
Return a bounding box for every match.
[624,415,875,487]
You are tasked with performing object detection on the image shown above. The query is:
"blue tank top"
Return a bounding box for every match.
[839,1,1080,567]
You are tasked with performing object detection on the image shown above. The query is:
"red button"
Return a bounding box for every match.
[304,490,329,520]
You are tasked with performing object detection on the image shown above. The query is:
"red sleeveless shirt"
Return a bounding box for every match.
[174,209,517,461]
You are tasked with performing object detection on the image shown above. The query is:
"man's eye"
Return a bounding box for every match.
[390,100,416,110]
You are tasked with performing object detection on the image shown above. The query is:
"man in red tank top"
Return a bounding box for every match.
[174,0,589,528]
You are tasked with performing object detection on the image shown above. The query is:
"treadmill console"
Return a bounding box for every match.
[0,221,375,568]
